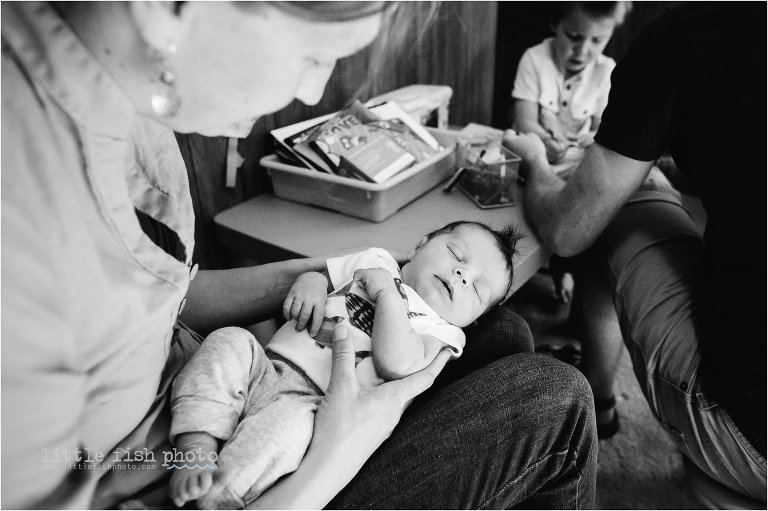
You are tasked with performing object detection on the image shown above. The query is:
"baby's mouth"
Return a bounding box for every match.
[435,275,453,300]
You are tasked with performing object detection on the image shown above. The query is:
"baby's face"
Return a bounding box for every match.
[552,9,617,76]
[401,225,510,327]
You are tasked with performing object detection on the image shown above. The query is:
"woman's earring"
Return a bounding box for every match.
[150,43,181,118]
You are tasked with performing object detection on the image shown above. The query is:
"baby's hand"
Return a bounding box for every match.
[353,268,396,302]
[283,271,328,337]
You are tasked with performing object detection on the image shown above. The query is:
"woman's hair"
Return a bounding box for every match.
[422,221,523,305]
[265,2,390,22]
[233,1,440,103]
[552,2,633,26]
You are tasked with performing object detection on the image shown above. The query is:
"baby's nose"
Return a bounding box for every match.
[454,268,468,286]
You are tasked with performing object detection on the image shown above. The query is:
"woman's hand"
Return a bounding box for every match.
[247,325,451,509]
[313,325,451,479]
[282,271,329,337]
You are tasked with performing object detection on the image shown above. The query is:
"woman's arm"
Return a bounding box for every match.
[248,326,452,509]
[179,256,329,336]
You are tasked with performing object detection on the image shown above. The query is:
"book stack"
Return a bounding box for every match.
[271,101,442,184]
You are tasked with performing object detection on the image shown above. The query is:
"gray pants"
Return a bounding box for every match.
[170,327,321,508]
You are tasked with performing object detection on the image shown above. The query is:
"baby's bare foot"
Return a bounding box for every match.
[170,466,216,508]
[195,468,241,509]
[168,432,219,508]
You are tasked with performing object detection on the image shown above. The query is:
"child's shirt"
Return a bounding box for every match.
[512,37,616,140]
[267,247,465,392]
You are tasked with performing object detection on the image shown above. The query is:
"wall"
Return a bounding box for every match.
[176,1,499,269]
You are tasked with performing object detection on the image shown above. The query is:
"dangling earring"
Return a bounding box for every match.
[150,43,181,118]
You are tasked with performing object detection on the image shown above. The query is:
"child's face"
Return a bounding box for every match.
[552,9,618,76]
[401,225,511,328]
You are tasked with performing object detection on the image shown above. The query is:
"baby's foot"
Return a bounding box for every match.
[170,465,216,508]
[195,469,240,509]
[168,432,219,508]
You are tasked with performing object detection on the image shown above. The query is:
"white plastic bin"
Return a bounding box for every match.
[262,129,459,222]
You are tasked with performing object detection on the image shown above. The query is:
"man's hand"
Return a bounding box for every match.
[502,130,550,174]
[283,271,329,337]
[353,268,397,302]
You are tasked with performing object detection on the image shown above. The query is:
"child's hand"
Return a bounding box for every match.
[353,268,396,302]
[543,137,569,163]
[283,272,328,337]
[577,131,596,148]
[539,109,567,143]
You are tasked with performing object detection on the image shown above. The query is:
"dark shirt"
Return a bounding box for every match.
[595,3,766,455]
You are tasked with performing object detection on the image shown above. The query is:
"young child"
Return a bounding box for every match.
[168,220,520,508]
[511,1,630,303]
[511,1,631,176]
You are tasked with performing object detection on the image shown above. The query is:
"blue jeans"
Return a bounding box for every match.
[330,307,598,509]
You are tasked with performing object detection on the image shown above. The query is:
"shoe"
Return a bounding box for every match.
[595,394,620,439]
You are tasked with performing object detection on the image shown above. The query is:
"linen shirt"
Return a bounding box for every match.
[2,3,195,507]
[512,37,615,139]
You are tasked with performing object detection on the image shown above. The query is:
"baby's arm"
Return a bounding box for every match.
[282,270,331,337]
[513,99,569,163]
[353,268,447,381]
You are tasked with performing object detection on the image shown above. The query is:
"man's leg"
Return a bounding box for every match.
[593,186,766,499]
[569,251,624,434]
[330,308,598,509]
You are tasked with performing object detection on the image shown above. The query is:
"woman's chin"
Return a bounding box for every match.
[219,119,259,139]
[174,118,259,139]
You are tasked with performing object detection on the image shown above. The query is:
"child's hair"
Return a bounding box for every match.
[422,221,523,305]
[551,2,632,26]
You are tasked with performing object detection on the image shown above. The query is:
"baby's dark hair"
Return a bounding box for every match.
[551,2,632,26]
[422,221,523,305]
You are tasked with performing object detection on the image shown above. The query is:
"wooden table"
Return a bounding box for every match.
[214,186,549,296]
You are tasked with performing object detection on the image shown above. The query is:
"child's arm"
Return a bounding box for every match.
[577,115,601,148]
[282,270,332,337]
[513,99,569,163]
[353,268,447,381]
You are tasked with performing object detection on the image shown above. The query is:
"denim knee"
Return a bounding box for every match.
[432,308,534,392]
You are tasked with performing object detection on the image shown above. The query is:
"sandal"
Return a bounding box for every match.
[595,394,620,439]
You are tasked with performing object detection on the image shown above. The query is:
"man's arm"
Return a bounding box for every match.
[513,99,569,164]
[505,132,654,257]
[179,256,329,337]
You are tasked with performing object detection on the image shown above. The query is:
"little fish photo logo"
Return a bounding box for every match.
[162,447,218,470]
[41,447,157,471]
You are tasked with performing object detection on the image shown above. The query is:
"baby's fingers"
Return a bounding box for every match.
[309,301,325,337]
[295,300,314,332]
[282,293,296,321]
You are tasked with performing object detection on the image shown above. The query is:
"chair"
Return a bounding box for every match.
[683,456,765,510]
